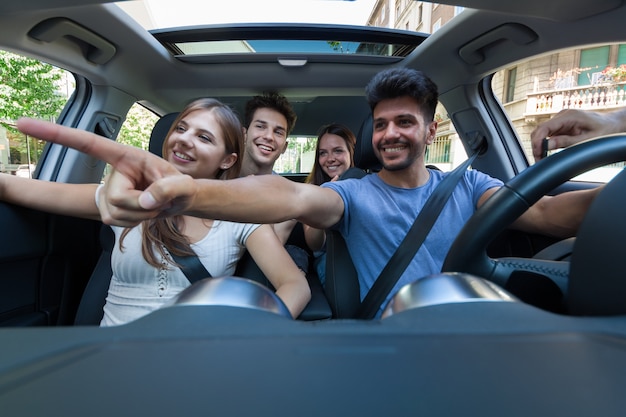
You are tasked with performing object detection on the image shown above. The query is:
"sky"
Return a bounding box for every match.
[134,0,378,28]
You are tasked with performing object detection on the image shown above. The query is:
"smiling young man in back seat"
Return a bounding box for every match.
[239,92,301,247]
[237,92,310,274]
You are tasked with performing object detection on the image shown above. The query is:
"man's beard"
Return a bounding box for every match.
[379,142,425,172]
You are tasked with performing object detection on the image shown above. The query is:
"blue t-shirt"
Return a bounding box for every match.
[322,168,503,315]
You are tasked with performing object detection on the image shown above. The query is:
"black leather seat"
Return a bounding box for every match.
[74,225,114,325]
[323,114,378,318]
[147,112,178,158]
[76,112,331,324]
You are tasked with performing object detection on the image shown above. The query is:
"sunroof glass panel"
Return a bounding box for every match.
[174,39,417,57]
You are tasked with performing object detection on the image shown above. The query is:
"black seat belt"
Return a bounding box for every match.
[170,252,212,283]
[356,152,479,319]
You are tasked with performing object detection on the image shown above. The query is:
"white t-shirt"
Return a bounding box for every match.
[101,221,260,326]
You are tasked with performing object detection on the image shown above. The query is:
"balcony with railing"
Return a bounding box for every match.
[523,74,626,180]
[525,81,626,116]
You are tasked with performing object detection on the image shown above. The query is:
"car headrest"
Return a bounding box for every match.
[354,114,381,172]
[148,112,179,157]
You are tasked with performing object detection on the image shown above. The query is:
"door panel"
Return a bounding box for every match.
[0,203,101,326]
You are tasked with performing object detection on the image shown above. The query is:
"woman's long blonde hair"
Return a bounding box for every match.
[120,98,244,268]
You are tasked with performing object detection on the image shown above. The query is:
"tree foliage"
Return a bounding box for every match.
[0,51,67,123]
[116,104,158,150]
[0,51,69,165]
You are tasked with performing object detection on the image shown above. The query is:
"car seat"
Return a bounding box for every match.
[324,114,377,318]
[73,224,114,325]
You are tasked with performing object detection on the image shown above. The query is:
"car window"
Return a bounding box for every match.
[432,103,467,170]
[273,136,317,174]
[102,103,159,179]
[494,43,626,183]
[0,49,74,177]
[116,104,160,150]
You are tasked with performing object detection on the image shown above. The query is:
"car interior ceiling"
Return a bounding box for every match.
[1,0,621,21]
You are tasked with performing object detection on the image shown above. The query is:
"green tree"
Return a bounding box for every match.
[0,51,67,122]
[116,104,158,150]
[100,104,158,179]
[0,51,69,164]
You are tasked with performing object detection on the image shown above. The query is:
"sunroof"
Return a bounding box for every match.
[173,39,415,57]
[151,24,427,59]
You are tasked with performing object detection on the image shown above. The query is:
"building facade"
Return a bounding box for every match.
[367,1,626,170]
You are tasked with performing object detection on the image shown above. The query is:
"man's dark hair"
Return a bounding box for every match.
[244,91,297,134]
[365,68,439,121]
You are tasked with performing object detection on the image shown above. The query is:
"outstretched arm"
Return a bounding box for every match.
[17,118,186,225]
[478,186,602,238]
[0,172,101,220]
[17,118,345,229]
[530,108,626,161]
[186,175,343,229]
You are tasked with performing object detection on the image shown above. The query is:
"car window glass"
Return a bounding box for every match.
[0,49,74,177]
[432,103,467,170]
[494,43,626,183]
[274,136,317,174]
[102,103,159,179]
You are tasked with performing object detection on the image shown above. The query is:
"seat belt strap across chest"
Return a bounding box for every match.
[356,152,479,319]
[170,252,212,283]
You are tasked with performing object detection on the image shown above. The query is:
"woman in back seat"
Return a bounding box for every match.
[0,98,310,325]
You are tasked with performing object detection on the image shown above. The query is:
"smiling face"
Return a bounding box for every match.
[318,133,352,179]
[243,107,289,175]
[163,108,238,180]
[371,96,437,173]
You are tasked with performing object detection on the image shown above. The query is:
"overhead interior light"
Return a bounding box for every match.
[278,58,308,67]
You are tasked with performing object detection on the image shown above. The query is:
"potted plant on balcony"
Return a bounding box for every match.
[602,64,626,83]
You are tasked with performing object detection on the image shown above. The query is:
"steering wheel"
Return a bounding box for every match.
[442,134,626,308]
